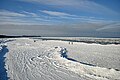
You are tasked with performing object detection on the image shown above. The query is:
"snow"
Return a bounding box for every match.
[49,46,120,80]
[0,46,2,52]
[0,38,120,80]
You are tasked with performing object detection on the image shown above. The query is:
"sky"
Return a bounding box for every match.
[0,0,120,37]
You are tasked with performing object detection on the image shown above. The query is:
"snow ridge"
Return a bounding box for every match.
[48,46,120,80]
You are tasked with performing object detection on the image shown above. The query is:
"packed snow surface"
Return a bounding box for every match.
[0,38,120,80]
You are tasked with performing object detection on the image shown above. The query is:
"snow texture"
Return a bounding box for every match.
[0,38,120,80]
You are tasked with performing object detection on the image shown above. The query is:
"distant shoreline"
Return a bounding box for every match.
[0,35,120,45]
[0,35,41,38]
[0,35,120,38]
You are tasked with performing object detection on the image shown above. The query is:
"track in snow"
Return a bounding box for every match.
[4,39,87,80]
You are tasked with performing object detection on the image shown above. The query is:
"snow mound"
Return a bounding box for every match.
[48,46,120,80]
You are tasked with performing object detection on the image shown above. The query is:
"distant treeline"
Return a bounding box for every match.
[0,35,41,38]
[38,38,120,45]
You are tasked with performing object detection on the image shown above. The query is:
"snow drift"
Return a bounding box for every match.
[48,46,120,80]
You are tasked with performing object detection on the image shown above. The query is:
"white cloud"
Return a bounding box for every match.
[0,10,118,25]
[40,10,115,23]
[23,11,38,17]
[18,0,119,15]
[41,10,75,17]
[18,0,79,6]
[96,22,120,31]
[0,10,53,25]
[0,10,26,17]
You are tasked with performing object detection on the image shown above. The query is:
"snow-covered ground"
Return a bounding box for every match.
[0,38,120,80]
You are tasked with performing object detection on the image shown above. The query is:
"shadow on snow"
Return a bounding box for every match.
[59,47,120,71]
[60,48,96,67]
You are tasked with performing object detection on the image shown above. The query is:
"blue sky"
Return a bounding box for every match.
[0,0,120,37]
